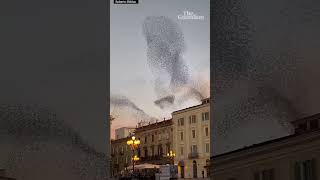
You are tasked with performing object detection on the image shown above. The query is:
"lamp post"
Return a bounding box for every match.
[127,136,140,172]
[167,150,176,165]
[132,155,140,171]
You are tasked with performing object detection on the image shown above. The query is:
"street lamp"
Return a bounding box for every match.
[167,150,176,165]
[132,155,140,161]
[127,136,140,172]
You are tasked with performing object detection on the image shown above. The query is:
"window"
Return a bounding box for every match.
[178,118,185,126]
[180,147,184,155]
[152,134,154,142]
[205,127,209,136]
[145,136,147,143]
[298,123,307,131]
[192,130,196,138]
[137,148,141,157]
[254,169,274,180]
[158,145,163,156]
[295,159,315,180]
[144,147,148,157]
[151,146,154,156]
[205,143,209,153]
[202,112,209,121]
[191,145,197,153]
[180,132,184,140]
[189,115,197,124]
[192,115,196,123]
[310,120,319,130]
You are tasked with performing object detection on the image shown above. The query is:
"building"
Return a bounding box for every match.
[134,119,173,165]
[210,113,320,180]
[115,127,135,140]
[172,98,210,178]
[110,137,133,178]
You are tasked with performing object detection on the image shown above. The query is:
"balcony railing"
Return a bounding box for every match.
[140,155,164,161]
[188,152,199,159]
[138,155,171,164]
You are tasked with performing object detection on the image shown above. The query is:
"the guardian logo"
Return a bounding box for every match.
[177,10,204,20]
[114,0,138,4]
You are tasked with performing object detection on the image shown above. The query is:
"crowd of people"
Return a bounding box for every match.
[117,168,160,180]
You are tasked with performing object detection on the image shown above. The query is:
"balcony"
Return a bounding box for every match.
[188,152,199,159]
[140,155,163,161]
[139,155,171,164]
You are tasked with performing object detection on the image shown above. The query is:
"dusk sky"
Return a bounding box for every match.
[110,0,210,137]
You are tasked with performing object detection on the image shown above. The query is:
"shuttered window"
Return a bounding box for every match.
[254,169,274,180]
[295,159,316,180]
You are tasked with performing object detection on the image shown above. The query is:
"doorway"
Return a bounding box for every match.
[193,160,197,178]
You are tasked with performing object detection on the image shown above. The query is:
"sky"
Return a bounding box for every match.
[211,0,320,155]
[0,0,108,153]
[110,0,210,137]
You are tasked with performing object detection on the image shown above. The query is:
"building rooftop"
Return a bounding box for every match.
[115,127,135,129]
[135,119,173,133]
[211,113,320,159]
[172,97,210,115]
[111,136,131,144]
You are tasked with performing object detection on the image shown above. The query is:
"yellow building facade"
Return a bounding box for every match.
[172,98,210,178]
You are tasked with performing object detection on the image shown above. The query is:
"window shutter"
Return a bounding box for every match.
[306,159,316,180]
[189,116,191,124]
[312,159,316,180]
[305,160,310,180]
[295,162,301,180]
